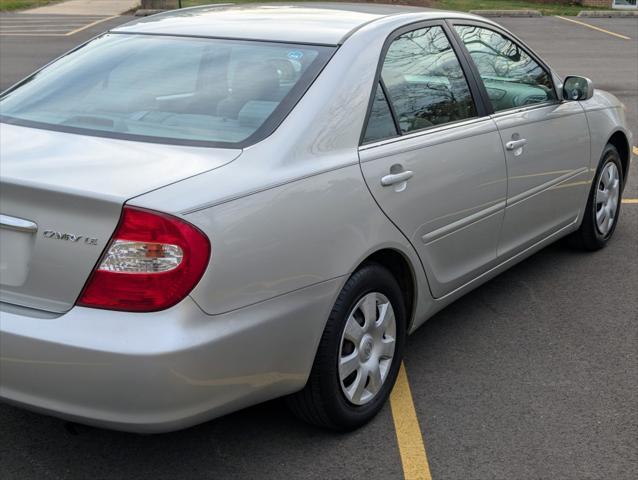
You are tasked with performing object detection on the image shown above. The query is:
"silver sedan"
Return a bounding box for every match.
[0,4,632,433]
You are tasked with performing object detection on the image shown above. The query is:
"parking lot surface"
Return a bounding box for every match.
[0,13,636,480]
[0,14,117,36]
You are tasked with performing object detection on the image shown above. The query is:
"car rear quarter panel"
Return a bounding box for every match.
[182,164,425,315]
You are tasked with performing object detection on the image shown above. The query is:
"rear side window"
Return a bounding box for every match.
[0,34,333,147]
[380,26,477,134]
[454,25,557,112]
[363,85,398,143]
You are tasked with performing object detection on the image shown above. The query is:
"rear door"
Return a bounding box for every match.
[451,22,591,257]
[359,22,508,298]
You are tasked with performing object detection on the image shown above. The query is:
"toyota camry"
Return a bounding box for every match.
[0,3,632,432]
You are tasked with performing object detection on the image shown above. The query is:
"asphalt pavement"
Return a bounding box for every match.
[0,13,636,480]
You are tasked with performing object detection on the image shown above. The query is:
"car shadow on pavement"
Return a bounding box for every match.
[401,215,637,480]
[0,390,401,479]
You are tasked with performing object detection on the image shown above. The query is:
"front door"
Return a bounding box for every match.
[452,23,591,257]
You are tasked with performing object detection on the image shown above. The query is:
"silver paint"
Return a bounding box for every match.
[0,4,632,432]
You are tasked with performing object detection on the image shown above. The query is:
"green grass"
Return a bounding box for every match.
[0,0,61,11]
[435,0,604,16]
[181,0,274,5]
[180,0,607,16]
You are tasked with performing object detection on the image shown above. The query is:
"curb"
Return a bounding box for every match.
[469,9,542,17]
[578,10,638,17]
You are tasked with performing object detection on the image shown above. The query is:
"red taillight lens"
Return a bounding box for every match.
[77,206,210,312]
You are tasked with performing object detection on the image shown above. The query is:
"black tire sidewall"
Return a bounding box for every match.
[318,263,406,429]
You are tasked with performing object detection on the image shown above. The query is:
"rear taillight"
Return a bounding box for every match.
[77,206,210,312]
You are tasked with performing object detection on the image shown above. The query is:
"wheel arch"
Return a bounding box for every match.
[607,130,631,187]
[357,248,418,332]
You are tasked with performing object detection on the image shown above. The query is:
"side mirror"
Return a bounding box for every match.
[563,76,594,101]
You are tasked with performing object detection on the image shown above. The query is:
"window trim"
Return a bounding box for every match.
[379,78,402,137]
[359,20,490,146]
[360,115,494,152]
[446,19,560,116]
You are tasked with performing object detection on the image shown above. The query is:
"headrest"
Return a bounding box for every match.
[230,61,280,100]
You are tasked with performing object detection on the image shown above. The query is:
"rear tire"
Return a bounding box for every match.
[569,144,623,251]
[286,263,406,430]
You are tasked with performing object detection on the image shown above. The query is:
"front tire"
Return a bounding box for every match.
[286,263,406,430]
[570,144,623,251]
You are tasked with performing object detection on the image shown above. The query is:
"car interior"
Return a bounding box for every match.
[1,35,324,144]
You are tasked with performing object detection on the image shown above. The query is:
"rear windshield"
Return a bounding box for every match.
[0,34,333,147]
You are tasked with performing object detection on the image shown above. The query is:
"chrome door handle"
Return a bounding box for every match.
[0,214,38,233]
[381,170,413,187]
[506,139,528,151]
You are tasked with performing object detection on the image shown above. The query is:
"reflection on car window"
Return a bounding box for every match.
[380,26,476,134]
[363,84,398,143]
[0,34,333,146]
[454,25,556,112]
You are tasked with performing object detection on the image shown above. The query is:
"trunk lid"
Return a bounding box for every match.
[0,124,240,313]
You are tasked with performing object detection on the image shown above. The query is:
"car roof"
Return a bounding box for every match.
[113,2,463,46]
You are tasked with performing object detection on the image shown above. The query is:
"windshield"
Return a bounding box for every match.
[0,34,333,147]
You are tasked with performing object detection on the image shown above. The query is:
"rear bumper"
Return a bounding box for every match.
[0,278,341,433]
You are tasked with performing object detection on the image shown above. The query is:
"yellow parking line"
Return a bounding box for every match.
[555,16,631,40]
[0,18,106,22]
[0,29,75,32]
[0,15,118,37]
[390,362,432,480]
[623,199,638,204]
[0,23,90,32]
[65,15,118,36]
[0,33,66,36]
[633,146,638,156]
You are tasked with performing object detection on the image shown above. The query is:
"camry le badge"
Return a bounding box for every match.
[42,230,98,246]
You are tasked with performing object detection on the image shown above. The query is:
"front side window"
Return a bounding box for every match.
[380,26,477,134]
[454,25,556,112]
[0,34,333,146]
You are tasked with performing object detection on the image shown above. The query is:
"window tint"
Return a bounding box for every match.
[380,26,476,134]
[454,25,556,112]
[0,34,333,146]
[363,84,398,143]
